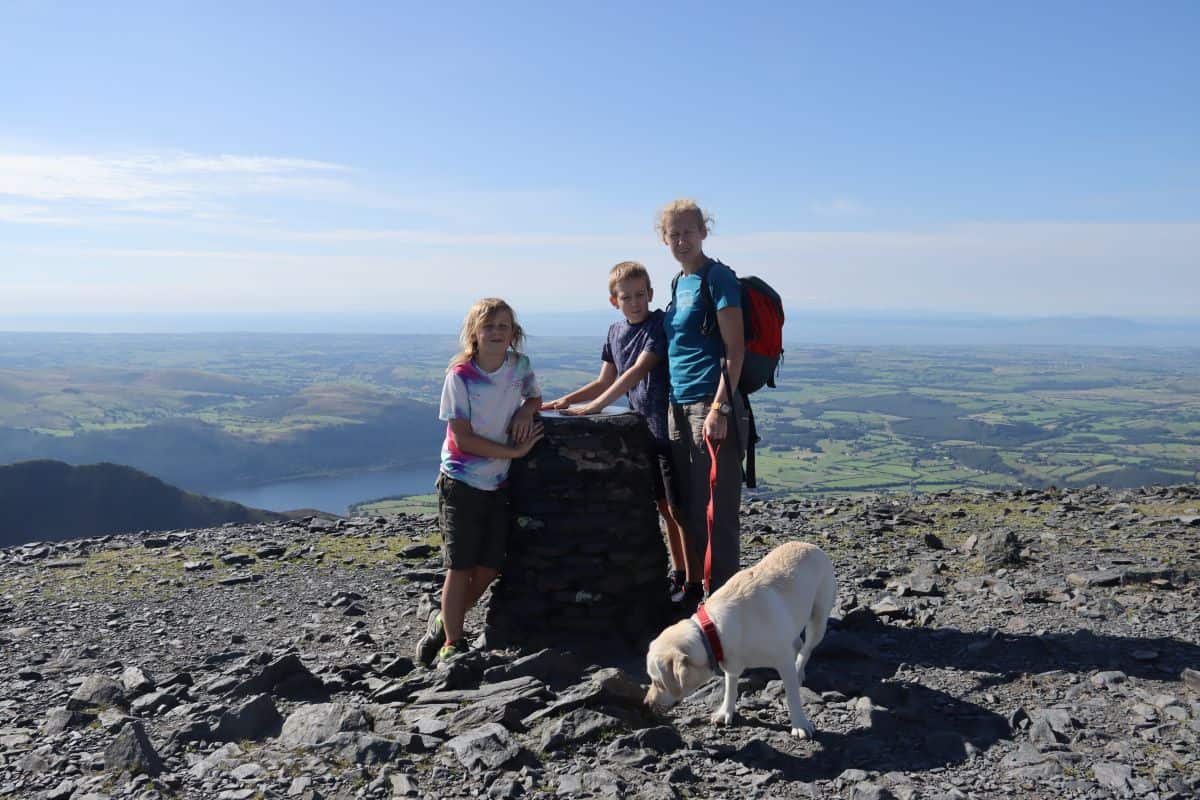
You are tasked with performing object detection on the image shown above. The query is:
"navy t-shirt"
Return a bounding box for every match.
[601,310,670,443]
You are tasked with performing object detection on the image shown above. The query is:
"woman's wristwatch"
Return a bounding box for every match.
[710,401,732,416]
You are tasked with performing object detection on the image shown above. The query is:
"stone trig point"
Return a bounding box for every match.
[485,412,674,652]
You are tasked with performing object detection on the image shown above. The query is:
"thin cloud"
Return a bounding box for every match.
[811,196,870,216]
[0,152,350,203]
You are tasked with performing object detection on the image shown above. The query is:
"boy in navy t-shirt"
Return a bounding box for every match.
[542,261,689,603]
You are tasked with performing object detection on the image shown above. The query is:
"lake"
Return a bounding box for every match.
[210,463,439,515]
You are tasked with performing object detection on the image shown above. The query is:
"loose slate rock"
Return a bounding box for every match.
[1092,761,1133,793]
[279,703,370,746]
[444,722,520,769]
[974,529,1021,567]
[212,694,282,741]
[229,653,325,699]
[540,708,625,751]
[68,674,128,712]
[121,666,156,697]
[103,721,163,777]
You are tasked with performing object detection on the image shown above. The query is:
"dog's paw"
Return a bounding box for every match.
[710,709,736,726]
[790,722,816,739]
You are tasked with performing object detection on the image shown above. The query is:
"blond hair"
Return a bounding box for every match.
[607,261,652,296]
[655,198,714,242]
[449,297,526,369]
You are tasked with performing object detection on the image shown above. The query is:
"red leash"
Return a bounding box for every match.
[704,435,721,595]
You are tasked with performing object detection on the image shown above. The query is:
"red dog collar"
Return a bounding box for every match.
[691,603,725,672]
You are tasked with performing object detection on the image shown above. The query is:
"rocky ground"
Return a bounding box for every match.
[1,485,1198,800]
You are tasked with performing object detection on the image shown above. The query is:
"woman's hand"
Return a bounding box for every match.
[703,407,727,442]
[540,397,571,411]
[510,406,538,443]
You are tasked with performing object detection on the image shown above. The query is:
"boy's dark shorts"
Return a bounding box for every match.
[436,472,509,571]
[651,440,681,511]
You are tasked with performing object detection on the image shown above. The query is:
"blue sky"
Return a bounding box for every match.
[1,1,1197,320]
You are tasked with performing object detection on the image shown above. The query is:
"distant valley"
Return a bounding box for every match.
[1,332,1197,521]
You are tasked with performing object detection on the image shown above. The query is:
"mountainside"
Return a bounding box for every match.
[0,460,286,547]
[0,485,1197,799]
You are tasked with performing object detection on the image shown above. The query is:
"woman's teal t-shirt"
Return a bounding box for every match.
[664,259,742,404]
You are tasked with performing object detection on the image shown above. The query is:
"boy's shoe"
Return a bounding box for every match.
[678,582,704,616]
[667,570,686,603]
[415,610,445,666]
[437,639,468,663]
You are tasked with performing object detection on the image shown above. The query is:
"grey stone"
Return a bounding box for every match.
[1031,707,1074,735]
[279,703,370,747]
[1067,569,1123,588]
[1182,668,1200,693]
[522,668,646,726]
[389,773,419,797]
[480,648,581,685]
[212,694,282,741]
[540,708,624,751]
[97,707,134,732]
[1092,761,1133,793]
[412,675,551,706]
[444,723,520,769]
[447,695,541,735]
[1008,761,1062,780]
[67,674,128,712]
[103,721,162,777]
[975,529,1021,567]
[612,725,683,754]
[849,783,895,800]
[45,779,76,800]
[1028,717,1062,746]
[319,732,430,764]
[42,706,93,734]
[189,742,244,779]
[488,777,523,798]
[1092,670,1128,688]
[229,653,325,699]
[130,689,177,717]
[121,666,156,697]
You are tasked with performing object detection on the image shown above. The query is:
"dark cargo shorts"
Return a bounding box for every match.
[436,472,509,571]
[651,440,681,511]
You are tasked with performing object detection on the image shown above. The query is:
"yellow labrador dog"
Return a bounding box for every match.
[644,541,836,738]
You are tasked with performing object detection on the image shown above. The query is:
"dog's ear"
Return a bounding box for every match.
[668,652,689,697]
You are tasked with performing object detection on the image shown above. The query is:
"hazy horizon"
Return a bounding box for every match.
[3,309,1199,346]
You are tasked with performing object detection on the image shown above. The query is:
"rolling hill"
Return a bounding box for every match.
[0,460,288,547]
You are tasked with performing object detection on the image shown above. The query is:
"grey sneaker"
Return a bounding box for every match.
[415,610,445,666]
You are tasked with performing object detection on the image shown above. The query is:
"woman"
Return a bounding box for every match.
[659,198,748,609]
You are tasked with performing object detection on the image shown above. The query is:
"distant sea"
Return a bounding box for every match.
[210,464,438,516]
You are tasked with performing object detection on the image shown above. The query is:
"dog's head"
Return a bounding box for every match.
[644,621,715,712]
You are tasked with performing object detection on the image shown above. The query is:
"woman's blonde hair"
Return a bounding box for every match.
[655,198,714,242]
[449,297,525,369]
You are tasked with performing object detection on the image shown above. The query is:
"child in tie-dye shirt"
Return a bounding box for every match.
[416,298,543,666]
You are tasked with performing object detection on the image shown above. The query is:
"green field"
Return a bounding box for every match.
[1,333,1197,497]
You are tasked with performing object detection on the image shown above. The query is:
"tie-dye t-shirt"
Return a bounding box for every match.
[439,352,541,491]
